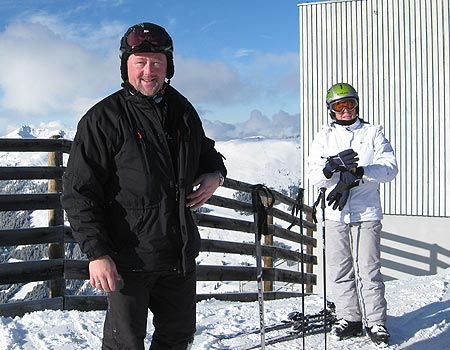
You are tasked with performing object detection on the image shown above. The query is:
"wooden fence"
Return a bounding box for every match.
[0,138,317,317]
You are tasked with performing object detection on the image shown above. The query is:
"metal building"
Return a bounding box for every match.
[299,0,450,217]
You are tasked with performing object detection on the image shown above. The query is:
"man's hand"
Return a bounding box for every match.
[186,172,222,210]
[89,255,122,293]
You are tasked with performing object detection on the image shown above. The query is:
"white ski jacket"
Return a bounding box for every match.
[307,118,398,223]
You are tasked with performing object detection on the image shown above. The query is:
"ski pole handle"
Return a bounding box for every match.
[320,187,326,210]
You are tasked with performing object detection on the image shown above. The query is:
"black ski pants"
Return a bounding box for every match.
[102,269,196,350]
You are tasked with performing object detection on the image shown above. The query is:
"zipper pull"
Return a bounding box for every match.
[175,183,179,202]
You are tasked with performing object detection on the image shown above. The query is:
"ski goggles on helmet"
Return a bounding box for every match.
[125,25,173,52]
[329,98,358,113]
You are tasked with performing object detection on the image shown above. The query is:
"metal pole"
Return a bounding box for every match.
[320,188,328,350]
[298,188,306,350]
[250,184,274,350]
[255,229,265,350]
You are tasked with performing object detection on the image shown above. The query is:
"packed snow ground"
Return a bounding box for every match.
[0,268,449,349]
[1,128,450,348]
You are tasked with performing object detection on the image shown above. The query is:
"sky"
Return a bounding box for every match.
[0,0,315,140]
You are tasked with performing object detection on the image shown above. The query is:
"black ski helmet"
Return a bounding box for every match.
[119,22,174,81]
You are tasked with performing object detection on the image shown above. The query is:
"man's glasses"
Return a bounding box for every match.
[126,27,172,52]
[330,98,358,113]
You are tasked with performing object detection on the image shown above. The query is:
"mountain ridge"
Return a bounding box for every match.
[1,124,302,191]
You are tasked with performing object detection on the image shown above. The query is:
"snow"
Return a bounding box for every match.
[215,137,301,189]
[0,269,449,349]
[1,129,450,348]
[10,282,40,301]
[30,210,50,228]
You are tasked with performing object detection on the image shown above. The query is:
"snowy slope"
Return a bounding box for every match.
[2,127,450,349]
[214,136,301,190]
[0,269,449,349]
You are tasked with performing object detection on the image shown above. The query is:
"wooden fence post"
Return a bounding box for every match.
[305,211,314,294]
[48,135,65,299]
[263,196,273,292]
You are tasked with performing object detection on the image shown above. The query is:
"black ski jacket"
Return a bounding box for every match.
[62,84,226,273]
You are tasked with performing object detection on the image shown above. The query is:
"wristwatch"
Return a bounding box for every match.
[215,170,225,186]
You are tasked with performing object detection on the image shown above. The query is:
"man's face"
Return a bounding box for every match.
[127,52,167,96]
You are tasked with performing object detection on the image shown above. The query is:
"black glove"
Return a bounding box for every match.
[323,149,359,178]
[354,166,364,179]
[326,171,360,210]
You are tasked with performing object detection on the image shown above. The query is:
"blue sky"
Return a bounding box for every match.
[0,0,309,140]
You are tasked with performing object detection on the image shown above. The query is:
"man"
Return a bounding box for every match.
[307,83,398,348]
[62,22,227,350]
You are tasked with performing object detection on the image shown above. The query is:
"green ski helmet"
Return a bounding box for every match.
[326,83,359,118]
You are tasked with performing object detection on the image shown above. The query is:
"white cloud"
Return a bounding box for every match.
[200,20,218,32]
[202,119,237,141]
[0,22,119,118]
[14,11,123,51]
[233,49,256,58]
[241,109,272,135]
[203,109,300,141]
[172,56,257,105]
[248,52,300,94]
[172,51,299,108]
[0,18,300,140]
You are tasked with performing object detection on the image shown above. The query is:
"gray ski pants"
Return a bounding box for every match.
[326,220,387,328]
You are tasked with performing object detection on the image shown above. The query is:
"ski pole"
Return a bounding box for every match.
[287,187,307,349]
[319,187,328,350]
[254,225,265,350]
[288,187,306,349]
[250,184,274,350]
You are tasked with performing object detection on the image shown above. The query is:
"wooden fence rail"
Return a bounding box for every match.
[0,138,318,317]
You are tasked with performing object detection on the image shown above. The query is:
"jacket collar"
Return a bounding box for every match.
[330,118,363,131]
[121,81,168,103]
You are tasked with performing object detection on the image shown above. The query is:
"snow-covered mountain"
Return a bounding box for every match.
[3,125,76,141]
[1,125,301,191]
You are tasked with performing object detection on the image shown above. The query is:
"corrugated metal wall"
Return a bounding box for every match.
[299,0,450,216]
